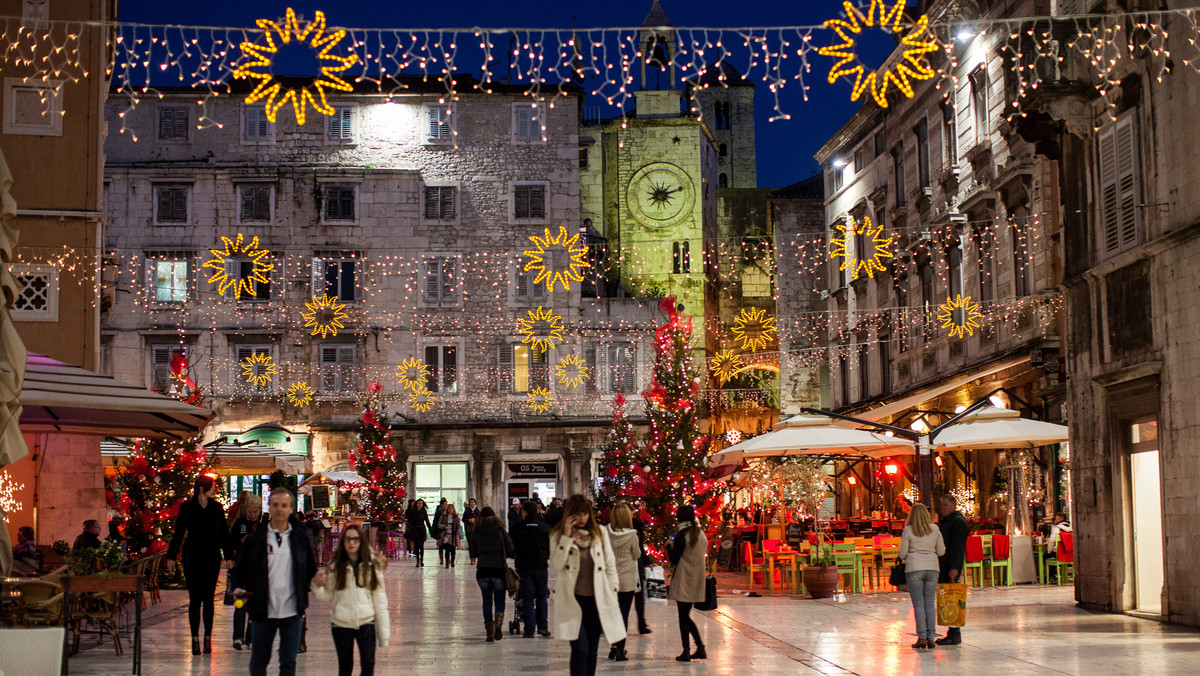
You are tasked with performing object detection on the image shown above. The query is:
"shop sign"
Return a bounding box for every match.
[507,461,557,479]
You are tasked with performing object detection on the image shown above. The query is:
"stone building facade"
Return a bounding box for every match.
[101,76,657,513]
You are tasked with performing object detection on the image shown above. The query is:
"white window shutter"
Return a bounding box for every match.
[441,187,455,219]
[225,259,240,299]
[256,110,269,138]
[311,257,324,298]
[497,343,514,393]
[441,258,457,301]
[424,259,440,301]
[1115,116,1139,251]
[622,343,637,393]
[595,345,609,393]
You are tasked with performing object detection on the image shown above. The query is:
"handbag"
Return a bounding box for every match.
[222,572,237,606]
[501,533,520,594]
[696,575,718,611]
[888,561,906,588]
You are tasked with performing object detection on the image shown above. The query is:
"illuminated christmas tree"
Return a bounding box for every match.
[595,393,637,511]
[350,382,407,525]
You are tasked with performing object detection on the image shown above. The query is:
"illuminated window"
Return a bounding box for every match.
[424,344,459,394]
[148,257,189,302]
[154,185,189,224]
[503,343,548,394]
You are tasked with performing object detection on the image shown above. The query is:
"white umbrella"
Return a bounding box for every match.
[708,413,915,467]
[930,406,1069,451]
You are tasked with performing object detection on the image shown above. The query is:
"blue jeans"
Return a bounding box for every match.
[249,615,304,676]
[906,569,939,640]
[520,569,549,633]
[477,577,506,621]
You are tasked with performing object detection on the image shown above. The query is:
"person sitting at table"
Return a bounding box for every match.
[11,526,40,575]
[71,519,103,553]
[1046,512,1072,582]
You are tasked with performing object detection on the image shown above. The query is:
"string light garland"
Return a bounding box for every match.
[301,293,349,339]
[731,307,777,352]
[527,386,553,413]
[523,226,589,292]
[555,354,589,389]
[202,234,273,300]
[285,381,315,406]
[709,349,745,385]
[818,0,939,108]
[233,8,358,126]
[239,352,277,387]
[0,469,25,515]
[937,294,984,339]
[829,215,894,280]
[517,305,565,352]
[395,357,432,393]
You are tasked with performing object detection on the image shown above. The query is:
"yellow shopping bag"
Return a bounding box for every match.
[936,583,968,627]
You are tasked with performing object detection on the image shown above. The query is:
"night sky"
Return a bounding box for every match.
[118,0,898,189]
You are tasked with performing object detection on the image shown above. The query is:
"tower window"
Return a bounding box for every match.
[719,143,728,157]
[713,101,730,130]
[718,173,728,188]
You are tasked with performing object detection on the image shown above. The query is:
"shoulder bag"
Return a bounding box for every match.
[501,532,520,594]
[889,560,907,588]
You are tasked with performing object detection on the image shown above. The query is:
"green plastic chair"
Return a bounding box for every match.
[964,535,987,587]
[833,543,862,594]
[988,534,1012,586]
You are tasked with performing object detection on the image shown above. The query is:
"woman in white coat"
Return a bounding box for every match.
[311,524,390,676]
[549,494,626,676]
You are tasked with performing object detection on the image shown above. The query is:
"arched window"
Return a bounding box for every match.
[713,101,730,130]
[718,173,728,188]
[672,241,691,274]
[719,143,728,157]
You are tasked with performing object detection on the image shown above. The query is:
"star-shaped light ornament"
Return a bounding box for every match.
[730,308,778,353]
[556,354,589,389]
[523,226,590,292]
[818,0,940,108]
[409,387,434,413]
[301,294,349,338]
[517,306,565,352]
[240,352,277,388]
[396,357,432,393]
[829,215,894,280]
[937,294,984,339]
[286,382,315,406]
[527,387,553,413]
[233,8,359,125]
[203,233,273,299]
[709,350,745,385]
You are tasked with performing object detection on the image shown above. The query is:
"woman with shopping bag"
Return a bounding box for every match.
[898,503,945,650]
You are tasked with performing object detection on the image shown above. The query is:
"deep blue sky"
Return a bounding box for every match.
[119,0,899,189]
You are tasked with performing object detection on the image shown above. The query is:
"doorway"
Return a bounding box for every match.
[1129,419,1164,614]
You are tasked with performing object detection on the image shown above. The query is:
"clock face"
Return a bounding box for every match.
[627,162,694,228]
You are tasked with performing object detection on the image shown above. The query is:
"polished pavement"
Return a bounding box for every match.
[65,558,1200,675]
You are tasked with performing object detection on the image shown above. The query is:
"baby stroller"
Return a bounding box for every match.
[507,586,526,635]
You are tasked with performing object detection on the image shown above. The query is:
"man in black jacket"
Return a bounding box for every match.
[231,487,320,676]
[511,500,552,638]
[936,493,969,646]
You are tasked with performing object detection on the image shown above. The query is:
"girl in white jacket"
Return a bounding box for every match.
[312,524,390,676]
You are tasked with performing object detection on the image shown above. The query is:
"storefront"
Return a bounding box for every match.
[503,454,561,504]
[409,453,472,509]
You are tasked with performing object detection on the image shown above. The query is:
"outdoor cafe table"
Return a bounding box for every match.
[763,550,798,591]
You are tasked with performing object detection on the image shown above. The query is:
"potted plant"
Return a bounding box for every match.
[803,545,839,599]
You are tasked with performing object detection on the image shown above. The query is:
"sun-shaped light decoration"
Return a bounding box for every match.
[301,293,349,339]
[829,215,894,281]
[233,8,359,125]
[522,226,590,293]
[517,306,565,352]
[555,354,589,389]
[409,387,434,413]
[818,0,939,108]
[203,233,273,299]
[240,352,277,388]
[730,308,778,353]
[395,357,432,393]
[937,294,984,339]
[527,387,554,413]
[709,350,746,385]
[286,382,315,406]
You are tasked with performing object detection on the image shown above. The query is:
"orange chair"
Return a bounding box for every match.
[744,542,780,589]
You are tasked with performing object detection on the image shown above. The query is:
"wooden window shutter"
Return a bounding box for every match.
[515,186,530,218]
[531,344,549,389]
[224,259,240,299]
[440,258,457,300]
[423,259,440,301]
[441,187,456,219]
[621,343,637,393]
[595,345,610,393]
[529,185,545,219]
[585,344,599,392]
[497,343,514,393]
[1115,116,1139,251]
[424,187,440,220]
[311,258,325,298]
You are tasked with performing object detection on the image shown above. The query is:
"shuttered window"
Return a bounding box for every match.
[427,104,452,141]
[328,105,354,140]
[505,343,548,394]
[595,343,635,394]
[235,345,274,394]
[239,185,272,223]
[514,256,547,300]
[513,184,546,220]
[424,344,459,394]
[155,185,188,224]
[424,186,457,220]
[422,256,458,303]
[323,185,355,221]
[151,345,187,393]
[158,106,188,140]
[243,106,271,140]
[224,259,271,301]
[514,103,543,140]
[312,257,358,302]
[1098,114,1140,256]
[320,345,357,395]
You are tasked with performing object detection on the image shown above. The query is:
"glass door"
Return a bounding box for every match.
[1130,419,1164,614]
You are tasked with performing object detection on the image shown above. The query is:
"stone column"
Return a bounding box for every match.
[476,434,498,510]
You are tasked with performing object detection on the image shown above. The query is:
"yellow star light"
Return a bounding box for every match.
[709,350,745,385]
[396,357,432,393]
[527,387,553,413]
[818,0,939,108]
[937,294,984,339]
[522,226,590,292]
[203,233,273,299]
[517,306,565,352]
[233,8,359,125]
[301,294,348,339]
[731,308,778,353]
[240,352,277,388]
[829,215,894,280]
[555,354,589,389]
[409,387,434,413]
[286,382,315,406]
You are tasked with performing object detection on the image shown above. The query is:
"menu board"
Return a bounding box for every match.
[311,485,330,510]
[786,523,804,549]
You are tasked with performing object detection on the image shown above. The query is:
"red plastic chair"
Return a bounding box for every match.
[964,535,986,587]
[989,535,1012,585]
[1053,533,1074,584]
[992,534,1010,559]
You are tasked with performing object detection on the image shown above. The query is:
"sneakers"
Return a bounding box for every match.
[537,629,552,638]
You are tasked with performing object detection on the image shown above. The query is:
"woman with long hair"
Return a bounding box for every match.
[549,494,625,676]
[312,524,390,676]
[165,475,231,656]
[604,502,641,662]
[436,503,462,569]
[468,506,514,643]
[667,504,707,662]
[227,494,266,651]
[898,502,945,650]
[405,499,432,567]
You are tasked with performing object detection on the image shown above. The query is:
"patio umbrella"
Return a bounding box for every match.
[930,406,1069,451]
[708,413,915,468]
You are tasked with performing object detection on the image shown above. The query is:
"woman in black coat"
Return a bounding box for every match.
[166,475,232,655]
[405,499,433,567]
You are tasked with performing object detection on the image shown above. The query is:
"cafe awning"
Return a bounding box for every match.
[931,405,1070,451]
[19,354,214,439]
[298,471,367,487]
[708,413,915,468]
[205,440,310,476]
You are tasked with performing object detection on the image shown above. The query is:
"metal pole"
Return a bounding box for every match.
[917,434,934,508]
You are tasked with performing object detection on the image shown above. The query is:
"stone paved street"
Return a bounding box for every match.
[62,559,1200,675]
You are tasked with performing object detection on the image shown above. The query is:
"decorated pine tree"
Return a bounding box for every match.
[595,393,638,511]
[350,382,407,525]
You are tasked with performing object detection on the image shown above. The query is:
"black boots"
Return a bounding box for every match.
[493,612,505,641]
[485,620,494,643]
[676,644,706,661]
[191,637,200,656]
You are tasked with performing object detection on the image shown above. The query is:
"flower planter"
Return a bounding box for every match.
[803,565,839,599]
